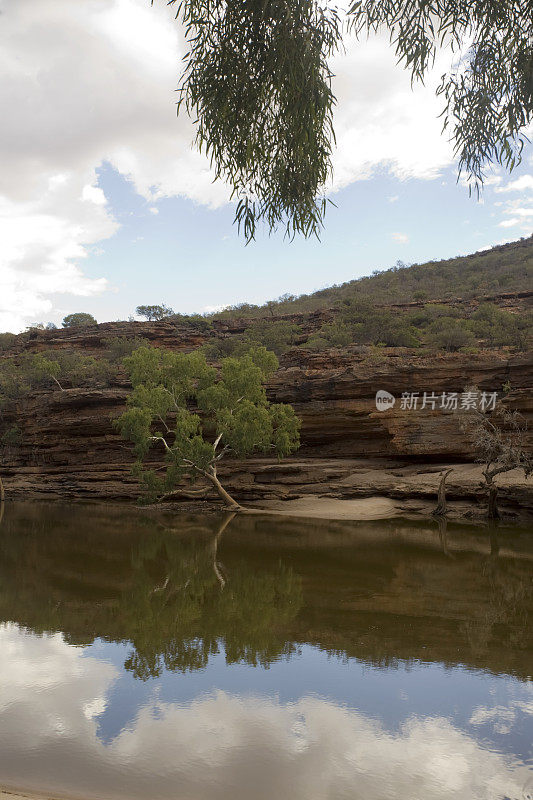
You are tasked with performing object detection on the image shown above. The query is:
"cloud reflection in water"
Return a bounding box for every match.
[0,624,531,800]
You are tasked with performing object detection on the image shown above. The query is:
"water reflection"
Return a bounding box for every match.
[0,503,532,800]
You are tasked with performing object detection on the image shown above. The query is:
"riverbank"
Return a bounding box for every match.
[2,459,532,522]
[137,460,533,523]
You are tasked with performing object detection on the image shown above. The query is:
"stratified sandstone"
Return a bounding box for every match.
[1,309,532,515]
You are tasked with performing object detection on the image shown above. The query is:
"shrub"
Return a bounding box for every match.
[0,350,115,402]
[317,322,353,347]
[0,425,22,447]
[171,313,213,332]
[299,335,330,351]
[0,333,17,351]
[468,303,528,348]
[0,360,30,405]
[241,320,301,355]
[103,335,149,363]
[428,318,476,351]
[201,336,250,361]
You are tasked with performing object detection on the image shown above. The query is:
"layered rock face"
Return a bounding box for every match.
[1,306,532,508]
[2,337,533,506]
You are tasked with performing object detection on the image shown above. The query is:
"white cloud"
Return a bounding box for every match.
[330,36,454,192]
[0,181,112,331]
[0,1,458,331]
[149,207,159,215]
[494,193,533,232]
[499,218,520,228]
[82,185,107,205]
[388,195,400,203]
[496,174,533,193]
[392,232,409,243]
[0,0,223,332]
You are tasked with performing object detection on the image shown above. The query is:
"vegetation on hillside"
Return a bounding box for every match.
[136,304,175,321]
[0,351,115,407]
[208,238,533,319]
[0,241,531,414]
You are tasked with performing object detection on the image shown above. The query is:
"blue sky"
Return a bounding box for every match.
[76,158,533,323]
[1,0,532,331]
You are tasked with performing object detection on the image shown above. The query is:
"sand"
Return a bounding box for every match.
[246,494,400,520]
[2,792,58,800]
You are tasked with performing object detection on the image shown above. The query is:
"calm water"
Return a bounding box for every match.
[0,503,532,800]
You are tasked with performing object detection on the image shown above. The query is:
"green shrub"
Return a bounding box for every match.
[203,320,300,359]
[0,360,30,405]
[317,322,353,347]
[242,320,301,355]
[0,333,17,351]
[299,335,330,351]
[201,336,250,361]
[171,313,213,332]
[428,318,476,351]
[0,425,22,447]
[467,303,528,348]
[103,335,149,363]
[136,304,174,321]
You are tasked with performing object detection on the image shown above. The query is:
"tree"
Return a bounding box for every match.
[460,391,533,518]
[135,304,174,321]
[165,0,533,240]
[432,468,454,517]
[116,345,300,509]
[62,312,97,328]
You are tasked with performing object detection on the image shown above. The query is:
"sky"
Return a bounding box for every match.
[1,0,532,332]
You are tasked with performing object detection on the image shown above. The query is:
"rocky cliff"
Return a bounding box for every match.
[1,295,532,515]
[1,319,532,513]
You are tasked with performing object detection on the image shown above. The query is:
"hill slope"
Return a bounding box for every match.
[210,235,533,319]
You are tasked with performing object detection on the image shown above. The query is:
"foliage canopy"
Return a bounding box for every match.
[116,345,300,507]
[62,312,97,328]
[164,0,533,239]
[136,304,175,321]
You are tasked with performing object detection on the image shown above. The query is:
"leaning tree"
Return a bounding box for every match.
[158,0,533,239]
[116,345,300,509]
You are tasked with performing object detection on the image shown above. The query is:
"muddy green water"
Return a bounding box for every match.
[0,503,532,800]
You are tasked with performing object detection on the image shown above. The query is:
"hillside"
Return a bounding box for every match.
[0,236,532,517]
[2,238,532,363]
[209,235,533,319]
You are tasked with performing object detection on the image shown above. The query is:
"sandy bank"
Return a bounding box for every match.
[1,790,66,800]
[246,495,399,520]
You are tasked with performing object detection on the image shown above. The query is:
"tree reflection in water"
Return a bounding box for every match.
[121,513,302,679]
[0,506,303,679]
[0,503,531,681]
